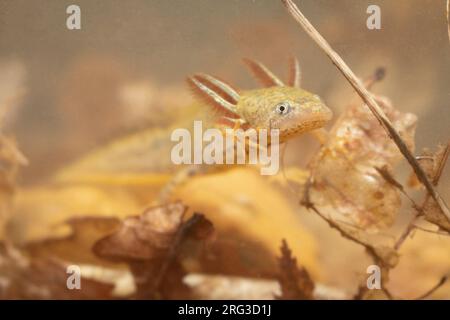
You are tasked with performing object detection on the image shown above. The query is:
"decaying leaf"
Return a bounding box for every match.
[93,202,214,299]
[276,239,315,300]
[415,144,449,185]
[94,202,186,261]
[310,95,417,230]
[414,144,450,232]
[423,200,450,233]
[176,227,281,279]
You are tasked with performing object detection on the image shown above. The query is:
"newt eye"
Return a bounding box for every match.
[275,102,291,115]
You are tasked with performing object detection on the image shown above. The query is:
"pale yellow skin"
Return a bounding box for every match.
[233,86,333,142]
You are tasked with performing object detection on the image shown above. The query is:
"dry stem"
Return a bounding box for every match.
[447,0,450,42]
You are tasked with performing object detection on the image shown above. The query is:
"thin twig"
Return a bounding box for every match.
[152,212,203,294]
[308,204,392,269]
[307,204,395,299]
[280,0,450,220]
[375,166,421,210]
[432,142,449,185]
[394,213,420,250]
[415,275,448,300]
[363,67,386,90]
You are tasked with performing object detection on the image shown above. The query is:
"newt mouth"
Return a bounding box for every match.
[278,106,333,139]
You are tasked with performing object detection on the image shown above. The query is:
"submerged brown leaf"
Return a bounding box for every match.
[94,202,186,261]
[276,239,315,300]
[93,202,215,299]
[414,144,450,232]
[415,144,449,185]
[423,197,450,233]
[310,94,417,230]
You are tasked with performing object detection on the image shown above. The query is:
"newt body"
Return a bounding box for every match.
[55,58,332,190]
